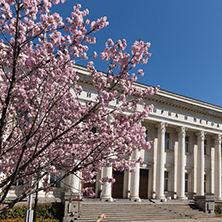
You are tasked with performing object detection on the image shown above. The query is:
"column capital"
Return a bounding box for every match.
[177,126,187,136]
[196,130,205,142]
[214,134,222,144]
[156,122,167,134]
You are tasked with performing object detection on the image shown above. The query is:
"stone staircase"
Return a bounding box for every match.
[76,199,214,222]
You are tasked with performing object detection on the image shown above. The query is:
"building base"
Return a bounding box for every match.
[62,193,81,222]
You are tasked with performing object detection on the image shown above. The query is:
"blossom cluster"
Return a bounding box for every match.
[0,0,158,209]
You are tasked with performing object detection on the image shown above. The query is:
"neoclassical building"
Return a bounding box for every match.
[7,66,222,202]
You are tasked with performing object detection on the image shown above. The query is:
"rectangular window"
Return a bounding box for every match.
[185,173,189,192]
[185,136,189,153]
[204,174,207,193]
[50,173,61,188]
[145,129,148,141]
[165,133,170,150]
[204,140,207,155]
[164,171,169,191]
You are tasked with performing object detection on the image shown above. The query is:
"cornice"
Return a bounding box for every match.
[74,64,222,118]
[144,90,222,118]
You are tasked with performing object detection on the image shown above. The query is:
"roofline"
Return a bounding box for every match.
[74,64,222,114]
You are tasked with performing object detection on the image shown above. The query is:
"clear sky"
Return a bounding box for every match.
[55,0,222,107]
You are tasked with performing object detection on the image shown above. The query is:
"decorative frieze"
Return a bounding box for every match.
[150,107,221,130]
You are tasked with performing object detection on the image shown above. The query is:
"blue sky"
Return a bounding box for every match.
[55,1,222,107]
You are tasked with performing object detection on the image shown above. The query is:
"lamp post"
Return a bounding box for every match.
[24,193,33,222]
[33,182,39,222]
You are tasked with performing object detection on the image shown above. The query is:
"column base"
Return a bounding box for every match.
[177,196,187,200]
[130,197,141,202]
[101,197,113,202]
[156,195,165,200]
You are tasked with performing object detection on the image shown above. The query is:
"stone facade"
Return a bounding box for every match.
[6,66,222,202]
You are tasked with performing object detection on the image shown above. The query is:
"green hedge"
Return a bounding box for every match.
[215,204,222,216]
[0,219,59,222]
[0,203,63,221]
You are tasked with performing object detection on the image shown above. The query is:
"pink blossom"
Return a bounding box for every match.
[93,51,97,59]
[119,54,130,67]
[0,0,158,212]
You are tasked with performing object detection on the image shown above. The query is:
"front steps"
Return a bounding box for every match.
[76,199,214,222]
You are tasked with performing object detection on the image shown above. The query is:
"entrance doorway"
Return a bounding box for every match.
[139,169,149,199]
[112,171,124,198]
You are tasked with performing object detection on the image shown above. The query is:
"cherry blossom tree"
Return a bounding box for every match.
[0,0,158,212]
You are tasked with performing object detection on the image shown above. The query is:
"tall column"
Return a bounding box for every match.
[193,143,198,194]
[69,173,81,195]
[130,149,141,201]
[215,134,222,200]
[177,126,186,199]
[95,171,102,198]
[101,166,113,201]
[173,140,178,199]
[210,145,215,194]
[152,137,158,198]
[197,131,205,196]
[156,122,166,200]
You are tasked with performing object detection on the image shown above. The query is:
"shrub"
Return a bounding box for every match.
[215,204,222,215]
[35,203,64,220]
[0,203,63,221]
[0,206,28,219]
[0,219,59,222]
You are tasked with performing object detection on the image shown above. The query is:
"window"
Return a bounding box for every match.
[165,133,170,150]
[204,140,207,155]
[185,136,189,153]
[50,173,61,188]
[185,173,189,192]
[164,171,169,191]
[145,129,148,141]
[204,174,207,193]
